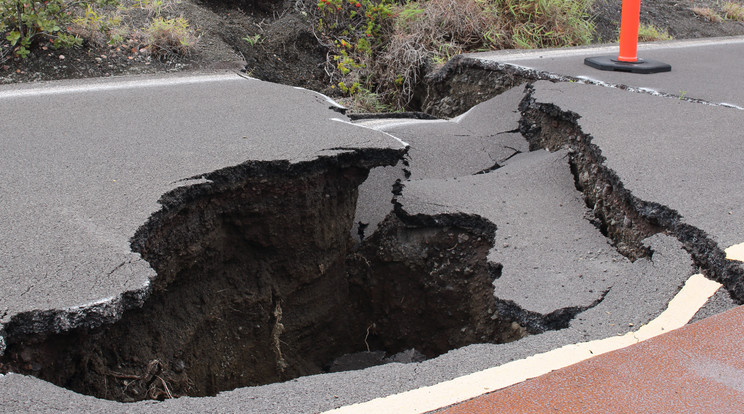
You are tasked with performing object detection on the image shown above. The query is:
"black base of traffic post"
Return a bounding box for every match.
[584,56,671,74]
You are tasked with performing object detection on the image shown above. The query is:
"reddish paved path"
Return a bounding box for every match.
[437,305,744,413]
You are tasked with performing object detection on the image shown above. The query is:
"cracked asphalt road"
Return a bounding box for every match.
[1,37,744,413]
[0,73,404,328]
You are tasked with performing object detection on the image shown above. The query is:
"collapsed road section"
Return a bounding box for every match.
[518,80,744,301]
[1,59,743,413]
[0,73,538,403]
[1,156,527,401]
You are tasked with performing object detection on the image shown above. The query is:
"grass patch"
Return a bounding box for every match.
[637,23,672,41]
[1,0,197,60]
[691,6,723,22]
[722,1,744,21]
[145,16,196,58]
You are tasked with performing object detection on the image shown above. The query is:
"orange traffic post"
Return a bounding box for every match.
[585,0,671,73]
[617,0,641,62]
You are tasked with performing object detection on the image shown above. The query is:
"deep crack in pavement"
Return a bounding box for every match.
[1,42,743,412]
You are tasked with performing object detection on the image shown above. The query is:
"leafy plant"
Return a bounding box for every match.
[1,0,81,57]
[1,0,197,59]
[243,33,261,46]
[70,4,126,46]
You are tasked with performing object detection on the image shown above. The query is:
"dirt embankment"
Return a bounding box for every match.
[3,0,744,102]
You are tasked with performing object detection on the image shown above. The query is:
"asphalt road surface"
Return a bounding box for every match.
[1,37,743,413]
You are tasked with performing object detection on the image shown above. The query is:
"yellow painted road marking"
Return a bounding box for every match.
[324,273,724,414]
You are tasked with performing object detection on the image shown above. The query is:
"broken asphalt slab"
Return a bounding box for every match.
[521,80,744,299]
[395,149,695,328]
[524,80,744,249]
[352,86,527,241]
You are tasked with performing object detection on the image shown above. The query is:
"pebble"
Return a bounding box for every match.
[58,55,65,60]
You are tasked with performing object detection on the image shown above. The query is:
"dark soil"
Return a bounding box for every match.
[2,0,744,101]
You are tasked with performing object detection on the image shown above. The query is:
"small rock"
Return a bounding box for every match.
[623,216,632,228]
[58,54,65,60]
[173,359,186,373]
[385,348,426,364]
[20,349,33,362]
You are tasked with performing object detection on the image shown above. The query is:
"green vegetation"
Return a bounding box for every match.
[145,15,196,57]
[722,1,744,21]
[637,23,672,42]
[1,0,197,60]
[691,7,723,23]
[243,33,261,46]
[312,0,596,110]
[1,0,82,58]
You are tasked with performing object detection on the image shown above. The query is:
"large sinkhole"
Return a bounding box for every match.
[0,160,525,402]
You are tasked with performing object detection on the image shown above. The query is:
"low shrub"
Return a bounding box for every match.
[691,6,723,22]
[722,1,744,21]
[312,0,595,110]
[1,0,82,58]
[144,15,196,58]
[1,0,197,59]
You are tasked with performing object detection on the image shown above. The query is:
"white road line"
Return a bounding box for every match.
[324,272,723,414]
[466,36,744,62]
[330,118,410,148]
[0,73,243,100]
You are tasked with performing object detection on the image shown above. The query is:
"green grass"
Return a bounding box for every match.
[637,23,672,42]
[722,1,744,21]
[691,6,723,22]
[1,0,197,59]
